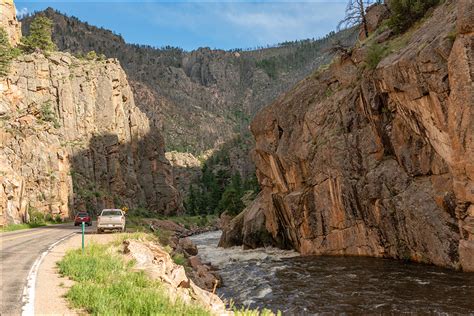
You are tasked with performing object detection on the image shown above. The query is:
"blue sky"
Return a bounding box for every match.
[15,1,348,51]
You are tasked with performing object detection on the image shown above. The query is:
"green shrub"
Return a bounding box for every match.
[255,58,278,79]
[217,187,245,216]
[388,0,440,34]
[28,207,46,224]
[39,101,60,128]
[365,43,387,70]
[85,50,98,60]
[21,15,56,53]
[172,253,186,266]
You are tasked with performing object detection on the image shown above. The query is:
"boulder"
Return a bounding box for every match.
[219,193,276,249]
[359,3,390,40]
[179,237,198,256]
[123,240,230,314]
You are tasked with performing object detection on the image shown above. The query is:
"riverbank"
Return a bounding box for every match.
[34,230,276,315]
[191,231,474,314]
[34,232,229,315]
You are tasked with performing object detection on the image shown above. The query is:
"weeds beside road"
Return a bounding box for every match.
[58,242,209,315]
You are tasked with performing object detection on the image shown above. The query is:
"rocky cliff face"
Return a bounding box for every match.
[0,51,182,225]
[221,0,474,271]
[0,0,21,45]
[0,0,181,225]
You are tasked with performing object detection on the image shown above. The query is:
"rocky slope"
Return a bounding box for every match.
[221,0,474,272]
[21,11,355,154]
[0,1,181,225]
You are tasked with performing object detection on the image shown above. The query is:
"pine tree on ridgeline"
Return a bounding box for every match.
[21,15,56,53]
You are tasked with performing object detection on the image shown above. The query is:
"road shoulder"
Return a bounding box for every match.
[34,233,117,315]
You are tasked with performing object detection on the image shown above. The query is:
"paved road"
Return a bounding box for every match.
[0,222,95,315]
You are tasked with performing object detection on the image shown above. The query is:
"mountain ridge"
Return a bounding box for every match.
[21,8,356,155]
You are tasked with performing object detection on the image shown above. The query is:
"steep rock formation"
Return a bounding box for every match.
[165,151,202,197]
[0,52,182,225]
[222,1,474,271]
[0,0,21,45]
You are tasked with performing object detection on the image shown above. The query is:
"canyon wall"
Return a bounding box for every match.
[0,0,21,46]
[221,0,474,271]
[21,9,356,154]
[0,1,181,225]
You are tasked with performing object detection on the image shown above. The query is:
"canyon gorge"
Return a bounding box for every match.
[220,0,474,272]
[1,0,473,275]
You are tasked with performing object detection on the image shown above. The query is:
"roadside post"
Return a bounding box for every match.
[81,221,85,253]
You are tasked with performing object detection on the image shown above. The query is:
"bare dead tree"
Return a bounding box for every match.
[325,39,352,60]
[338,0,380,38]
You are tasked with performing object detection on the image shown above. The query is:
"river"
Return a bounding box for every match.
[190,231,474,314]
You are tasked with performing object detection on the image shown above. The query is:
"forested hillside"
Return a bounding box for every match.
[22,9,356,155]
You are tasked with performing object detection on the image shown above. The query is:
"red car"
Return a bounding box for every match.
[74,212,92,226]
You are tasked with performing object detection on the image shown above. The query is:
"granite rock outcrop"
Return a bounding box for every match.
[221,0,474,271]
[0,0,181,224]
[0,52,182,225]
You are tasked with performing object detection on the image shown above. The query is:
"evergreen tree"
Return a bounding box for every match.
[186,185,197,215]
[217,187,245,216]
[0,28,15,77]
[21,16,56,53]
[388,0,440,34]
[230,173,243,195]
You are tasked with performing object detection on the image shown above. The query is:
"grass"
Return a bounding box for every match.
[0,219,67,232]
[59,239,277,316]
[0,222,47,232]
[172,253,186,266]
[111,232,157,247]
[58,243,210,315]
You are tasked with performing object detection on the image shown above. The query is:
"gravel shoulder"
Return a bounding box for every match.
[34,229,118,315]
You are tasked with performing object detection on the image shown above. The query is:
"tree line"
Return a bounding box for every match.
[186,166,259,216]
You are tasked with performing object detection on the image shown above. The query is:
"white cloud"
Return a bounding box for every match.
[16,7,28,18]
[221,2,346,44]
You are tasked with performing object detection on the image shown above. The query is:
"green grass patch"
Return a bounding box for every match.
[0,222,46,232]
[58,243,209,315]
[172,253,186,266]
[111,232,157,247]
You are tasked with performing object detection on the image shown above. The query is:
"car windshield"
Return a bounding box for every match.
[102,210,122,216]
[77,213,88,217]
